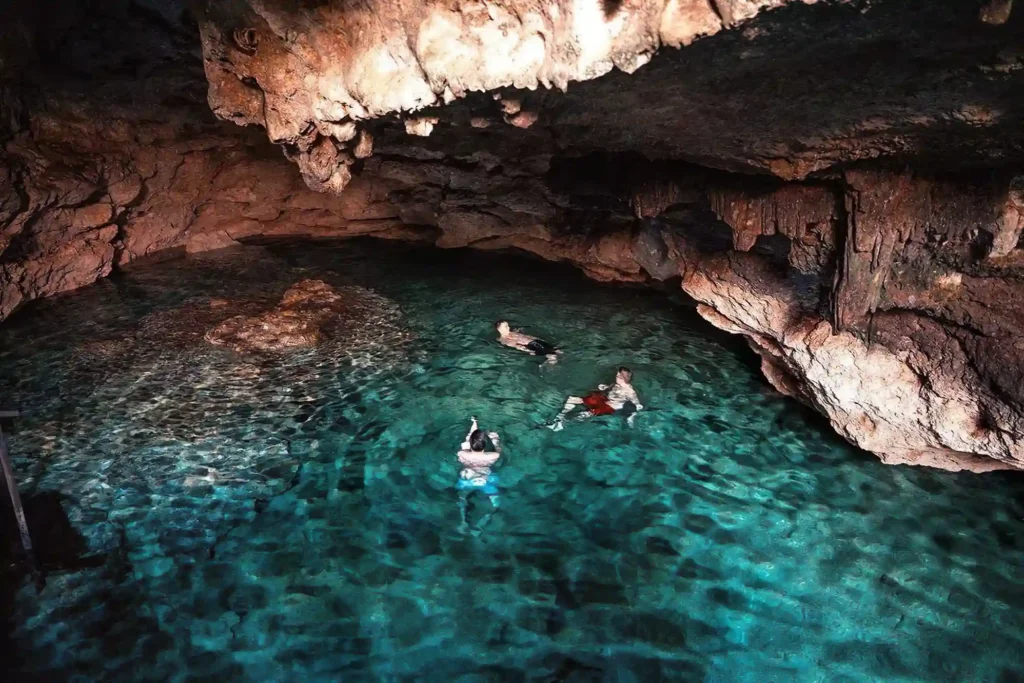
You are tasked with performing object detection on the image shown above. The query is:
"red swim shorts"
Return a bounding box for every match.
[582,392,616,416]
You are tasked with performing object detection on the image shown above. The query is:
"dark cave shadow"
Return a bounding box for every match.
[601,0,625,18]
[0,486,112,680]
[545,0,1024,175]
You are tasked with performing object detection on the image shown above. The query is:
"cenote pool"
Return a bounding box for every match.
[2,240,1024,682]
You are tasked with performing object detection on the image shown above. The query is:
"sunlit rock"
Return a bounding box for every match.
[405,117,440,137]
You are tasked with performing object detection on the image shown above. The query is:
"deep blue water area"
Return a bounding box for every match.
[2,240,1024,682]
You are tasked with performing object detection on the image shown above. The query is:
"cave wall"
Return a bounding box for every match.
[6,97,1024,472]
[683,169,1024,472]
[0,106,420,320]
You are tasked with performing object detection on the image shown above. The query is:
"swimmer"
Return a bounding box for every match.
[456,416,502,534]
[495,320,560,365]
[549,366,643,431]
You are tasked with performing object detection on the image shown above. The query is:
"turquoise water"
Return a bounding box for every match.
[2,240,1024,682]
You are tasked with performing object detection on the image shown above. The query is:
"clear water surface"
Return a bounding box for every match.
[2,240,1024,682]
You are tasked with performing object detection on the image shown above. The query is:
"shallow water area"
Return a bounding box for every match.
[2,240,1024,682]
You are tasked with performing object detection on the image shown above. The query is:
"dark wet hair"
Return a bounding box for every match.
[470,429,488,451]
[618,366,632,378]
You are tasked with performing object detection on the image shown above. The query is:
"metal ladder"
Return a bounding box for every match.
[0,409,37,574]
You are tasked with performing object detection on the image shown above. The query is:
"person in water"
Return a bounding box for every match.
[456,416,502,534]
[549,366,644,431]
[495,320,560,365]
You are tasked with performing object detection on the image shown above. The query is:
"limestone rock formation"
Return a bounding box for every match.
[0,105,434,320]
[205,279,400,354]
[677,247,1024,473]
[196,0,1024,182]
[195,0,786,192]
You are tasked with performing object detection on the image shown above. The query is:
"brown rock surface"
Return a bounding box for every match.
[197,0,1024,182]
[677,247,1024,472]
[0,106,423,319]
[204,279,404,354]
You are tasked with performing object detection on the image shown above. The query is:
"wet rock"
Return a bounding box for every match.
[204,280,390,354]
[681,238,1024,471]
[186,230,240,254]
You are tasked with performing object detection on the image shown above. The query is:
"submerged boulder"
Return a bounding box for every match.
[204,279,392,353]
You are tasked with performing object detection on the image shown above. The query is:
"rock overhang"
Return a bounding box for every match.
[196,0,1024,191]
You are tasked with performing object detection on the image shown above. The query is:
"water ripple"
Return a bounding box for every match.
[2,241,1024,681]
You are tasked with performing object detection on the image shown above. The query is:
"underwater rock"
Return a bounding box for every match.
[204,279,397,354]
[206,310,325,352]
[138,298,267,350]
[204,280,341,353]
[73,337,136,362]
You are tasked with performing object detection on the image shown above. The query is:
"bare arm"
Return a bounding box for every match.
[629,387,643,411]
[626,387,643,427]
[487,431,501,454]
[461,417,478,451]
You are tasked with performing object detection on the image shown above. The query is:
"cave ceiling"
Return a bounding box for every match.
[193,0,1024,187]
[1,1,1021,183]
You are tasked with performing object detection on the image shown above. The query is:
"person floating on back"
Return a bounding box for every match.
[456,416,502,534]
[495,320,560,365]
[549,366,644,431]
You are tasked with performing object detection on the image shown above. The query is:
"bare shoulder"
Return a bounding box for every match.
[459,451,500,467]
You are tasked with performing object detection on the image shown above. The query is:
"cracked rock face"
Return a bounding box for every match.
[4,0,1024,471]
[197,0,1024,186]
[194,0,817,192]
